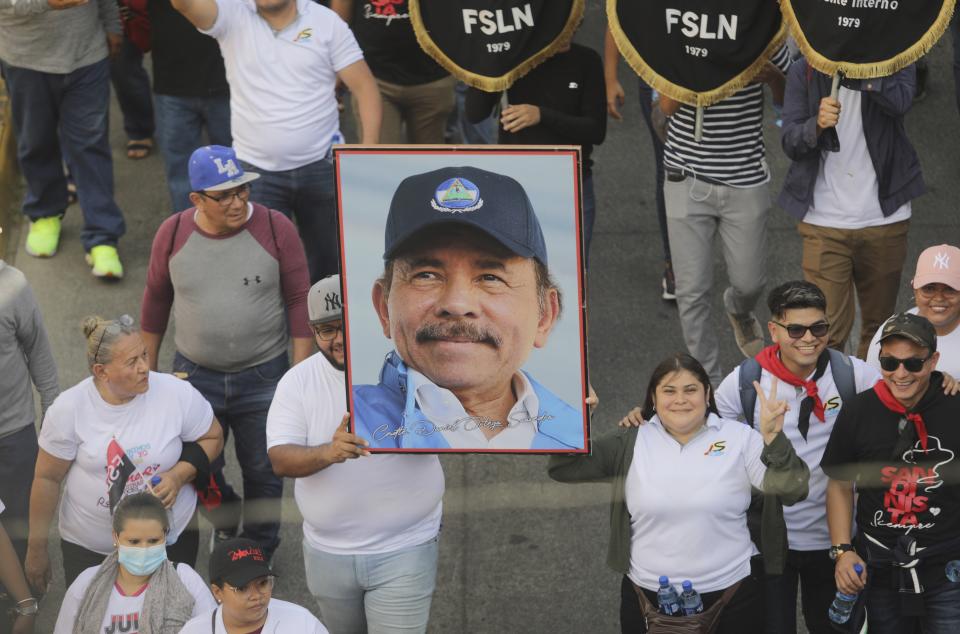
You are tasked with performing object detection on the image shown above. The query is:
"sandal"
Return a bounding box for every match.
[127,139,153,160]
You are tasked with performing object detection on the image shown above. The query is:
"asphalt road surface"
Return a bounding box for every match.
[7,2,960,632]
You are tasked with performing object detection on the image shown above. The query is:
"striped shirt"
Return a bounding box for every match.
[664,46,791,188]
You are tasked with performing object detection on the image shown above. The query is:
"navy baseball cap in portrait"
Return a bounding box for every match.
[383,166,549,265]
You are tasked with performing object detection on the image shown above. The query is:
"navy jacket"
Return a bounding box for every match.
[778,59,925,220]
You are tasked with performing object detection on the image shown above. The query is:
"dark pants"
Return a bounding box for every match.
[764,549,835,634]
[154,93,231,212]
[108,36,155,141]
[620,560,764,634]
[172,351,287,555]
[0,425,38,566]
[581,172,596,267]
[637,78,670,264]
[1,58,126,250]
[240,157,338,283]
[953,13,960,117]
[61,511,199,588]
[866,577,960,634]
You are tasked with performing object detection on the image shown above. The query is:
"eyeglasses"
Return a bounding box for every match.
[93,314,134,364]
[917,283,960,299]
[198,184,250,208]
[314,324,343,341]
[878,355,932,373]
[225,575,275,599]
[771,320,830,339]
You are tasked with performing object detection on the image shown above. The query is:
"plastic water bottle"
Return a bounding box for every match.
[679,580,703,615]
[946,560,960,582]
[828,563,864,624]
[150,475,162,489]
[656,576,681,616]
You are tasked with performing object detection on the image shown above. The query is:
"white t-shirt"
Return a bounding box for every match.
[39,373,214,554]
[716,355,880,550]
[265,353,444,555]
[804,87,911,229]
[202,0,364,171]
[53,562,216,634]
[180,598,329,634]
[409,367,540,449]
[866,306,960,377]
[626,414,768,592]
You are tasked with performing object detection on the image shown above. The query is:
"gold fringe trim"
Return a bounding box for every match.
[607,0,787,107]
[782,0,957,78]
[409,0,585,92]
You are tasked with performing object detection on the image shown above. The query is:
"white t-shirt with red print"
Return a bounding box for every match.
[39,373,214,554]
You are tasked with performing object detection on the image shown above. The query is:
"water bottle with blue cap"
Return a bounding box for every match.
[828,563,864,624]
[656,576,681,616]
[679,580,703,615]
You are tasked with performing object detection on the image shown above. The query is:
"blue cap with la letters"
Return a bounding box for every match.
[383,166,549,265]
[188,145,260,192]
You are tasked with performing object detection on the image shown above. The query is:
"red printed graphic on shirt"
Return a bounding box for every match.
[363,0,409,23]
[100,440,156,512]
[873,435,955,533]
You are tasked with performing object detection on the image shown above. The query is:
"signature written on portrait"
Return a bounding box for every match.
[373,413,555,440]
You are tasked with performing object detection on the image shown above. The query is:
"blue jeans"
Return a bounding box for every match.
[866,576,960,633]
[172,351,287,555]
[763,549,834,634]
[109,35,155,141]
[637,78,670,263]
[240,157,338,282]
[1,58,125,250]
[303,536,439,634]
[454,81,496,144]
[154,94,232,212]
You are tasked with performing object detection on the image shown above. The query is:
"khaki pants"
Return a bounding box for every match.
[797,220,909,359]
[352,75,455,144]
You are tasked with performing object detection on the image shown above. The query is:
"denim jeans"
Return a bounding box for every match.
[240,157,338,282]
[109,35,155,141]
[172,351,287,555]
[0,424,38,566]
[303,536,439,634]
[1,58,126,250]
[154,94,232,212]
[866,576,960,633]
[454,80,496,144]
[637,78,670,263]
[764,549,835,634]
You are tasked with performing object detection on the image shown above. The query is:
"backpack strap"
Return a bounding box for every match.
[738,358,763,427]
[827,348,857,406]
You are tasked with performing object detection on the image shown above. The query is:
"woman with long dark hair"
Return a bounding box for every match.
[549,353,809,633]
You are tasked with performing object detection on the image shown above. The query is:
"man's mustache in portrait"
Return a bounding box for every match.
[416,321,503,348]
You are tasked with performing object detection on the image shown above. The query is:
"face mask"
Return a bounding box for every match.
[117,543,167,576]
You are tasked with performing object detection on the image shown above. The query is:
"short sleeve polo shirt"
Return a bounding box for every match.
[202,0,364,171]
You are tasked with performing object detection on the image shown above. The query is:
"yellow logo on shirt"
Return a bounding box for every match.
[704,441,727,456]
[294,27,313,42]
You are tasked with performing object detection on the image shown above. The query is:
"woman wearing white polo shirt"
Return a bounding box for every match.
[549,353,808,633]
[24,316,223,593]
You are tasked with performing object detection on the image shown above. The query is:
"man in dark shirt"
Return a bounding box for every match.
[150,0,231,211]
[332,0,454,143]
[822,312,960,633]
[464,42,606,263]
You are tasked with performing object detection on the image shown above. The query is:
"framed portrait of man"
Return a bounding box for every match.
[335,146,590,454]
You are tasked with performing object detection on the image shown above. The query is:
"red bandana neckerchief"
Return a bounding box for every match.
[873,379,929,451]
[756,345,825,422]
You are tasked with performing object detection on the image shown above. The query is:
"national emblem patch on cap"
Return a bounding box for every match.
[431,177,483,213]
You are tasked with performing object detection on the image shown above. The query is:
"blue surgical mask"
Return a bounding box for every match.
[117,543,167,576]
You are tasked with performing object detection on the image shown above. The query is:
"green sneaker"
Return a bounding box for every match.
[85,245,124,279]
[25,216,61,257]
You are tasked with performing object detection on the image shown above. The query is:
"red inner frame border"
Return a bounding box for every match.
[333,145,590,454]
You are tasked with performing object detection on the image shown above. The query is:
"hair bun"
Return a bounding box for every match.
[81,315,107,340]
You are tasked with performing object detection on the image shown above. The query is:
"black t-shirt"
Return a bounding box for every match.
[149,0,229,97]
[463,44,607,175]
[349,0,447,86]
[821,374,960,585]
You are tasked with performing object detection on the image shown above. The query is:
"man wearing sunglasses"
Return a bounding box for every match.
[711,281,881,634]
[823,312,960,633]
[140,145,313,561]
[266,275,445,632]
[867,244,960,377]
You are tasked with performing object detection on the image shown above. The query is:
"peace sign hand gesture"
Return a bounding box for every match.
[753,378,788,445]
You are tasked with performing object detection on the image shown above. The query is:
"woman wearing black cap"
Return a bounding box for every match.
[180,537,328,633]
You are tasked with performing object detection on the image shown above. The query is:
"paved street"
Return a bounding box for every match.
[4,2,960,632]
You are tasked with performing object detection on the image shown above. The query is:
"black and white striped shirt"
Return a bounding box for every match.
[663,46,791,188]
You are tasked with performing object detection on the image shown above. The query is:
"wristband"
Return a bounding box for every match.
[14,598,38,616]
